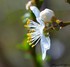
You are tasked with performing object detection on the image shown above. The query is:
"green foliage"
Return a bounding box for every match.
[35,0,44,9]
[17,39,30,51]
[36,54,42,63]
[22,39,30,51]
[23,53,32,59]
[46,55,52,62]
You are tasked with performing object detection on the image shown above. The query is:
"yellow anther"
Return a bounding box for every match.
[27,19,30,25]
[27,40,30,43]
[27,33,31,36]
[31,29,35,32]
[29,43,32,45]
[31,45,35,48]
[24,25,28,27]
[29,29,35,32]
[27,37,32,40]
[56,20,60,24]
[24,19,30,28]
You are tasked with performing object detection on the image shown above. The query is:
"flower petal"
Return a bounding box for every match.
[40,8,55,22]
[40,34,50,60]
[36,17,45,27]
[30,6,40,18]
[26,1,32,10]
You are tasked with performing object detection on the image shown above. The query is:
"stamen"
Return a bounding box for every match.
[27,34,40,47]
[24,17,44,48]
[27,33,31,36]
[24,25,29,27]
[29,43,32,45]
[28,35,40,42]
[32,38,40,47]
[34,37,40,45]
[27,33,40,42]
[56,20,60,24]
[29,29,35,32]
[60,27,62,29]
[27,37,32,40]
[27,40,30,43]
[27,19,30,25]
[31,45,35,48]
[31,37,41,48]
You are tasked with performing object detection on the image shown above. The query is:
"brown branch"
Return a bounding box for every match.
[59,21,70,27]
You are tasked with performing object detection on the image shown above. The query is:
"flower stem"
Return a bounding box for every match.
[31,0,43,9]
[60,21,70,27]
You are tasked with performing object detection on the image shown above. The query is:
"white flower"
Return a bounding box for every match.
[25,6,55,60]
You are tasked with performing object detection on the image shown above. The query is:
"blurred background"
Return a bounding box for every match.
[0,0,70,67]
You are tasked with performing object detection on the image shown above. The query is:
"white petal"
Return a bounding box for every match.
[41,47,47,60]
[26,1,32,10]
[40,8,55,22]
[40,34,50,60]
[36,17,45,27]
[30,6,40,18]
[27,20,40,28]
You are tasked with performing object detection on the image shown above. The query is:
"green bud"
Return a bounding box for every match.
[22,12,31,24]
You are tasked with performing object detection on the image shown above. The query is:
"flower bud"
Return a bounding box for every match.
[26,1,33,10]
[40,9,55,22]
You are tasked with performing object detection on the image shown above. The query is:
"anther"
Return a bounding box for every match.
[29,43,32,45]
[56,20,60,24]
[31,45,35,48]
[27,19,30,25]
[27,33,31,36]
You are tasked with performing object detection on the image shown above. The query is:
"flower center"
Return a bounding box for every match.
[43,26,49,37]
